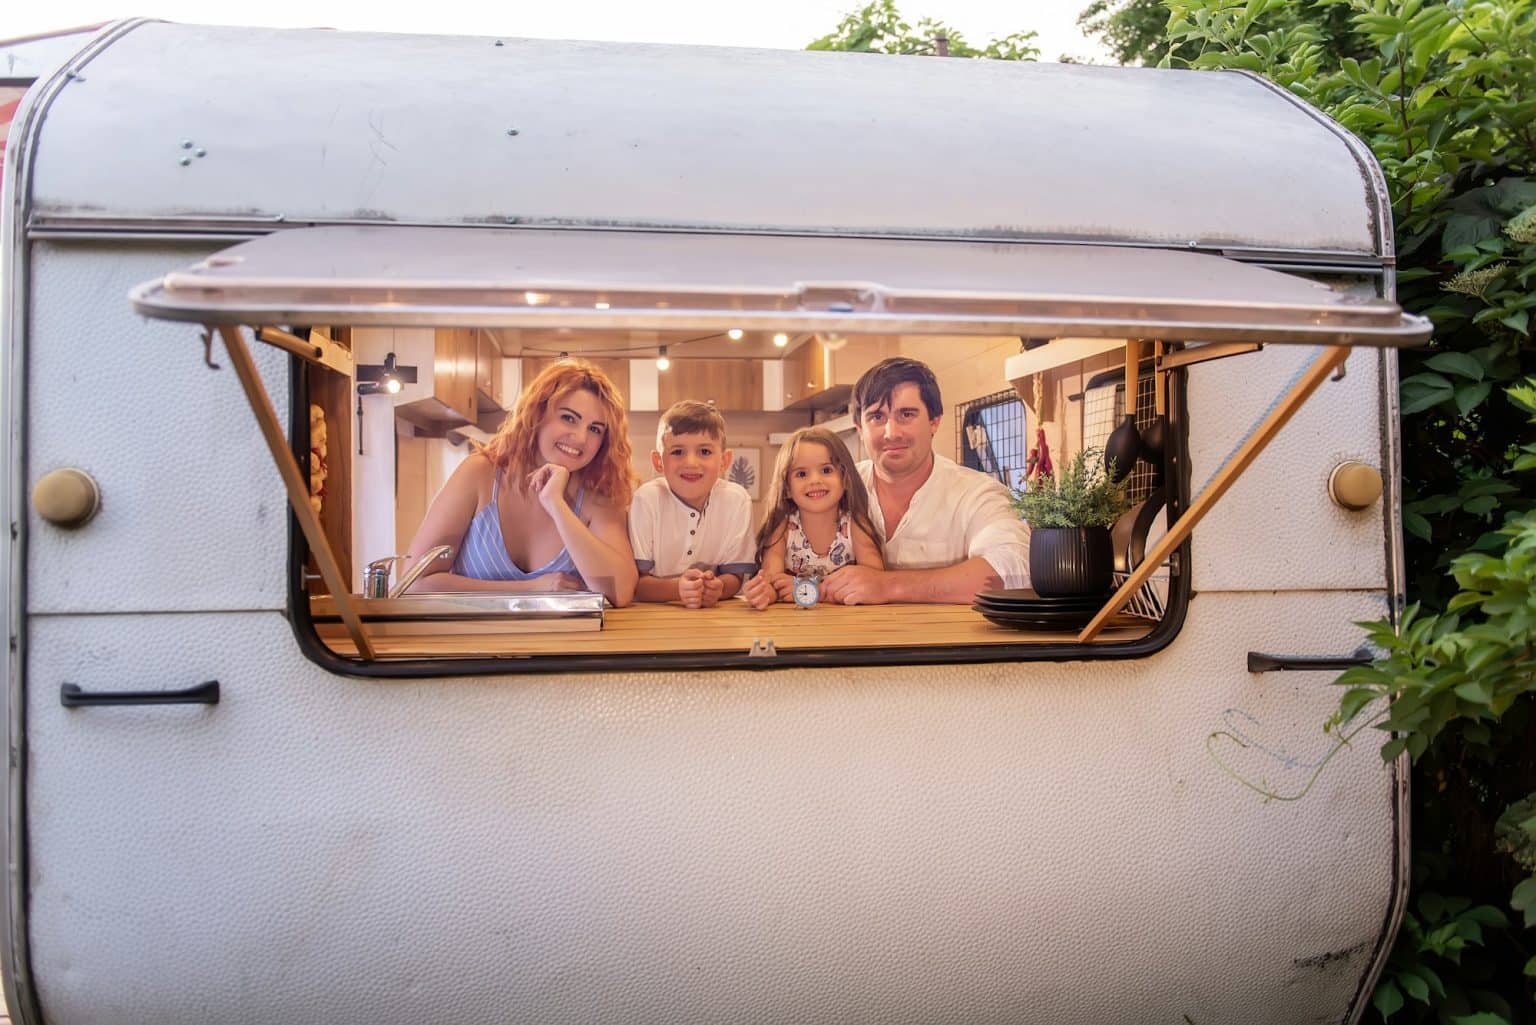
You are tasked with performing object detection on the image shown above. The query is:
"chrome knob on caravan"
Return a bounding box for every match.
[1328,461,1383,510]
[32,467,101,528]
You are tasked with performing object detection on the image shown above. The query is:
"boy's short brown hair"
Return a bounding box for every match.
[656,400,728,450]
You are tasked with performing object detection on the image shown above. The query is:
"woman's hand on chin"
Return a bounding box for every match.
[527,463,572,512]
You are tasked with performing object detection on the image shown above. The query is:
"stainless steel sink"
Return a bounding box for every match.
[310,591,605,624]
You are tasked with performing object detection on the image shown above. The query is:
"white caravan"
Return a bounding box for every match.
[3,20,1427,1025]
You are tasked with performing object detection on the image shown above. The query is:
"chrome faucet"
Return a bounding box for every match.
[364,545,453,599]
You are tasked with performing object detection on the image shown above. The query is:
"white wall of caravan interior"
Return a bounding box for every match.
[3,20,1406,1025]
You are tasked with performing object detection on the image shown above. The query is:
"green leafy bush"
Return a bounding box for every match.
[1009,447,1128,528]
[808,0,1040,58]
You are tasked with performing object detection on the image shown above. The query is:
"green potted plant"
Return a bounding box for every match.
[1010,447,1128,596]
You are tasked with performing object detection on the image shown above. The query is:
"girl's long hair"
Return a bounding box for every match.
[754,427,883,565]
[480,358,637,506]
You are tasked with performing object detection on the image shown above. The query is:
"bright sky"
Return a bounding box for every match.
[3,0,1113,63]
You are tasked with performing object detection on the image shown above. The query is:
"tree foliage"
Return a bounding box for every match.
[1095,0,1536,1020]
[808,0,1040,60]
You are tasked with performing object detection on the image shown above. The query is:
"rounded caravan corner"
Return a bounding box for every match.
[1,19,170,1025]
[10,23,1410,1025]
[1227,67,1396,263]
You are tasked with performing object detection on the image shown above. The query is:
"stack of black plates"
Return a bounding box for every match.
[972,589,1110,630]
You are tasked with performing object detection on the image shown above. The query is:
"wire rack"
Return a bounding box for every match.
[1084,367,1168,621]
[954,388,1028,490]
[1082,368,1159,505]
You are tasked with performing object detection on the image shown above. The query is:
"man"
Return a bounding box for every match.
[820,357,1030,605]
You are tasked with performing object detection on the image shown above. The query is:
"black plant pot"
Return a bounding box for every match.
[1029,526,1114,597]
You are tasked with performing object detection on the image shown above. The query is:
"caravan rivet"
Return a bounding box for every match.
[1187,240,1198,248]
[494,39,504,46]
[181,139,194,149]
[274,214,286,222]
[178,156,191,166]
[506,128,520,136]
[195,148,207,158]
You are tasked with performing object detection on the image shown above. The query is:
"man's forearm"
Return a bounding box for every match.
[881,557,1002,604]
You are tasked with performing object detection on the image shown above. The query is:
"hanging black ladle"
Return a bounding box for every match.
[1103,339,1142,483]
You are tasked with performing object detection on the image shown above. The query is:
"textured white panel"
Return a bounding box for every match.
[27,593,1398,1025]
[1187,344,1389,592]
[26,243,290,613]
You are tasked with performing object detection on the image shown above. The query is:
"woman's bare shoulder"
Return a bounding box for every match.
[442,452,498,499]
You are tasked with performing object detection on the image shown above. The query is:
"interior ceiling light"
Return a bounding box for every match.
[727,328,744,341]
[656,345,670,371]
[773,333,790,348]
[820,332,848,351]
[594,301,611,310]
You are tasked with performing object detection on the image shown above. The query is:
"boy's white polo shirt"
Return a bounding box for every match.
[629,477,757,578]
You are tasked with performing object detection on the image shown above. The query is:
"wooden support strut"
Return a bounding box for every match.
[1077,344,1351,643]
[213,324,375,659]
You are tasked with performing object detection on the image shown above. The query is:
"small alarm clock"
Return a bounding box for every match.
[792,576,820,609]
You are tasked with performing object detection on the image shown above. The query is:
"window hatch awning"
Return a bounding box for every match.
[130,226,1431,347]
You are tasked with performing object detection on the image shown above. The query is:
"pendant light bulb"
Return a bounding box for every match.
[656,345,670,371]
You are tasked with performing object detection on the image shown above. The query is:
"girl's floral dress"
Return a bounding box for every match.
[785,509,854,578]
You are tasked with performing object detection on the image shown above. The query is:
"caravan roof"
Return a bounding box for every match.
[19,21,1385,258]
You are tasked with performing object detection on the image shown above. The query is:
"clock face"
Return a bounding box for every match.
[793,576,819,608]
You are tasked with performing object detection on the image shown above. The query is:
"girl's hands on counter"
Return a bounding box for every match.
[743,571,776,610]
[744,571,794,610]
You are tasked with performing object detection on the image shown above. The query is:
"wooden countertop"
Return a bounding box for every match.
[316,598,1153,661]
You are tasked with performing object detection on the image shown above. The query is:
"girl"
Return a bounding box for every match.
[401,358,640,606]
[743,426,884,609]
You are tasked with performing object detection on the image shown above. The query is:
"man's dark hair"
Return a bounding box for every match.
[851,357,943,421]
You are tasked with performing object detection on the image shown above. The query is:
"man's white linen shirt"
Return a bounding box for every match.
[857,454,1031,588]
[628,477,757,579]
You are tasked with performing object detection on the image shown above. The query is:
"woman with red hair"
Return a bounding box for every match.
[402,359,640,606]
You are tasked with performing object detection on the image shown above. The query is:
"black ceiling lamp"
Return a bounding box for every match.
[355,352,419,454]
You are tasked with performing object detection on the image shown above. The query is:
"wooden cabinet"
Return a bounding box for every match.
[780,337,850,411]
[521,357,631,405]
[397,328,476,427]
[658,358,763,410]
[475,331,503,411]
[397,328,498,429]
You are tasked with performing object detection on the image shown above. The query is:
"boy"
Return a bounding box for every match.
[629,400,756,607]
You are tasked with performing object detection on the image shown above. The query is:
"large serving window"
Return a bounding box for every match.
[130,226,1430,673]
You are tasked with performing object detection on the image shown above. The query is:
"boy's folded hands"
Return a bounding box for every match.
[679,567,726,609]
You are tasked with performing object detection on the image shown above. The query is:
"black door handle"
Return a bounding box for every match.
[60,680,220,707]
[1247,650,1372,673]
